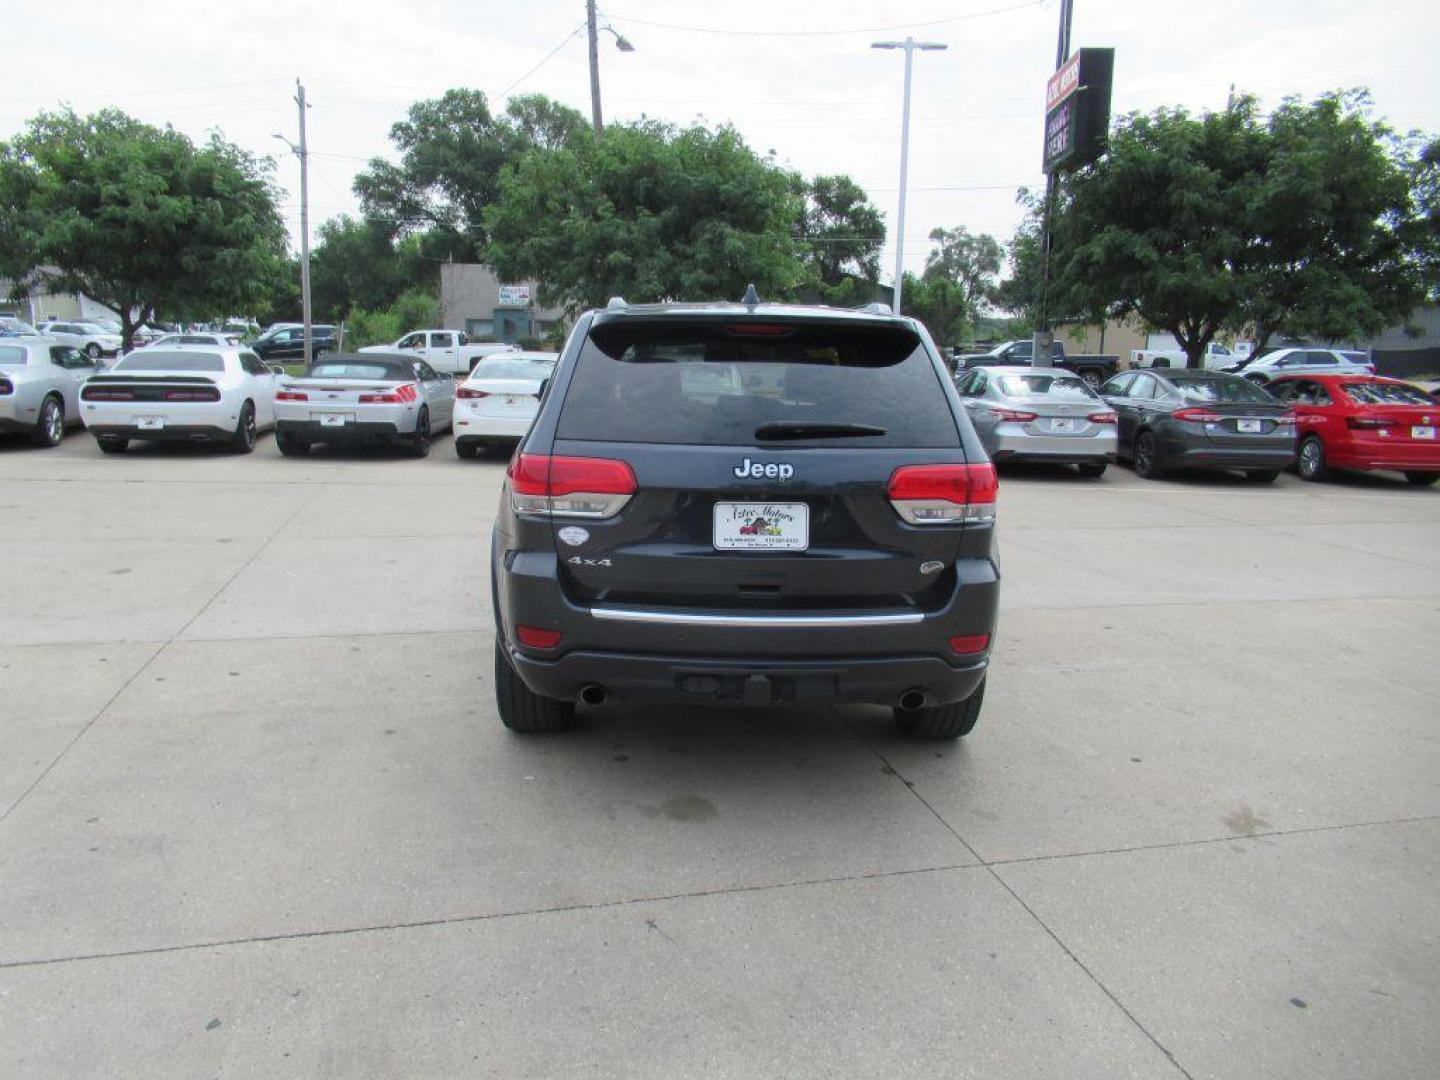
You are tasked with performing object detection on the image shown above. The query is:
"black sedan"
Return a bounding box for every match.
[1099,369,1296,481]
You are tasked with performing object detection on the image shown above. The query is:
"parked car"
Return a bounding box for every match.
[491,293,998,739]
[137,332,244,351]
[79,346,281,453]
[37,320,122,359]
[0,316,41,338]
[955,365,1115,476]
[250,324,336,362]
[272,352,454,457]
[360,329,518,375]
[453,351,557,458]
[1099,369,1295,481]
[956,339,1118,388]
[1130,341,1237,370]
[1268,374,1440,486]
[1225,347,1373,385]
[0,337,99,446]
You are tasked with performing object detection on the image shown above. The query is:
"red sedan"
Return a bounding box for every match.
[1269,374,1440,486]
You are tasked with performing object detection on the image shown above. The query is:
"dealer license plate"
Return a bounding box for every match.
[1049,417,1077,433]
[1237,419,1263,433]
[137,416,163,430]
[713,502,809,551]
[1412,426,1435,440]
[317,413,348,427]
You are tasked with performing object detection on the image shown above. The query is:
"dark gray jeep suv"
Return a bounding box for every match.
[491,296,1000,738]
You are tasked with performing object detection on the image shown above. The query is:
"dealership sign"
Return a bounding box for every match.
[497,284,531,307]
[1042,48,1115,174]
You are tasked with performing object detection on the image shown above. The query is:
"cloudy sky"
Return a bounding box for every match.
[6,0,1438,287]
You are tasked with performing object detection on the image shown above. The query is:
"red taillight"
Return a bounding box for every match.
[886,463,998,525]
[989,408,1038,422]
[516,625,562,649]
[1087,411,1118,424]
[948,634,991,655]
[163,388,221,401]
[276,389,308,402]
[358,383,419,404]
[455,386,490,399]
[1347,416,1392,429]
[507,453,637,518]
[1172,407,1223,423]
[81,387,134,401]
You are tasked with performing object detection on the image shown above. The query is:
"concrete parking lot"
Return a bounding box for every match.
[2,431,1438,1079]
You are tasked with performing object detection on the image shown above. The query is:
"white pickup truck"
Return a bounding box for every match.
[1130,340,1245,371]
[360,330,518,375]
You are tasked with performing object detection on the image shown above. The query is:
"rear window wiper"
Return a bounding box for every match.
[754,421,887,440]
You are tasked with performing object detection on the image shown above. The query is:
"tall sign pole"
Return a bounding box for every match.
[1032,0,1073,367]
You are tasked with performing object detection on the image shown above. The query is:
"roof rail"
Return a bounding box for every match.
[605,296,628,311]
[856,302,893,315]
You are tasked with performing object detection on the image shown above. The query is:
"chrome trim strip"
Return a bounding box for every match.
[589,607,924,628]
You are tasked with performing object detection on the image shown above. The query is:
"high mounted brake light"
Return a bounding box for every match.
[508,453,637,519]
[887,464,998,526]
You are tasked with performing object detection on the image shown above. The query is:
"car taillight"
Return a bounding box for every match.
[887,463,998,526]
[989,408,1038,422]
[949,634,991,655]
[1347,416,1392,429]
[358,383,419,404]
[0,377,11,395]
[276,389,308,402]
[516,625,562,649]
[1171,407,1223,423]
[1087,411,1118,424]
[163,388,221,401]
[508,453,637,519]
[81,387,134,401]
[455,386,490,399]
[1275,411,1297,425]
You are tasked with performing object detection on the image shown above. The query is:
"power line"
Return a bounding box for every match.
[602,0,1045,37]
[496,22,588,101]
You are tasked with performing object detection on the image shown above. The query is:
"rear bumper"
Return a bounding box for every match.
[990,429,1116,463]
[1160,440,1295,471]
[507,645,988,708]
[276,418,408,444]
[88,423,233,443]
[1326,439,1440,471]
[454,413,532,442]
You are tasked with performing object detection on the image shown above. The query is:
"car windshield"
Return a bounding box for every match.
[560,320,956,447]
[1339,351,1369,365]
[113,352,226,372]
[996,374,1097,400]
[1172,377,1275,403]
[307,362,405,380]
[471,360,555,381]
[0,345,29,366]
[1340,381,1436,406]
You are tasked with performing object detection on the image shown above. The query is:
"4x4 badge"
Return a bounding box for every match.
[734,458,794,480]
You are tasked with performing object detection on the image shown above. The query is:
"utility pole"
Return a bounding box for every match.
[586,0,603,134]
[1032,0,1073,367]
[872,37,948,316]
[296,79,313,367]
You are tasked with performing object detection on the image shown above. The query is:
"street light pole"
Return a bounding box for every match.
[295,79,313,367]
[585,2,635,136]
[872,38,948,316]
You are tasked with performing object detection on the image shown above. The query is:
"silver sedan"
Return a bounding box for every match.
[0,337,101,447]
[955,365,1118,476]
[273,353,455,457]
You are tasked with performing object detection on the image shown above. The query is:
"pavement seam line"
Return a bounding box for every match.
[0,861,984,971]
[0,464,344,831]
[847,721,1197,1080]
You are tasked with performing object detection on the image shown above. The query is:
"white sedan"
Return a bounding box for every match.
[79,346,281,454]
[453,351,557,458]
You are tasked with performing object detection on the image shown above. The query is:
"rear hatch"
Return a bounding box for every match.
[534,316,989,613]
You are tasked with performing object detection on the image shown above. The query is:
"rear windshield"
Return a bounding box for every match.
[1172,377,1274,404]
[113,351,226,373]
[558,320,957,447]
[997,374,1097,401]
[0,345,29,366]
[471,359,555,381]
[1340,382,1435,406]
[307,362,407,380]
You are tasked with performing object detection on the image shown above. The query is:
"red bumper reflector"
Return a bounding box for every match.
[948,634,990,655]
[516,625,562,649]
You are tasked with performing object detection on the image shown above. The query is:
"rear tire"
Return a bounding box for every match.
[1245,469,1279,482]
[1075,462,1107,478]
[455,439,478,459]
[494,640,574,732]
[1404,471,1438,486]
[896,678,985,740]
[1079,369,1102,389]
[97,436,128,454]
[1133,431,1165,479]
[31,395,64,447]
[85,343,101,359]
[276,430,309,457]
[1297,435,1328,481]
[408,407,431,458]
[230,400,257,454]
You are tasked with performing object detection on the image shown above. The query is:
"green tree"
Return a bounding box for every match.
[354,91,589,259]
[0,108,289,351]
[991,189,1045,325]
[485,121,804,310]
[793,174,885,303]
[308,214,437,319]
[901,272,972,347]
[344,286,441,348]
[923,226,1003,311]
